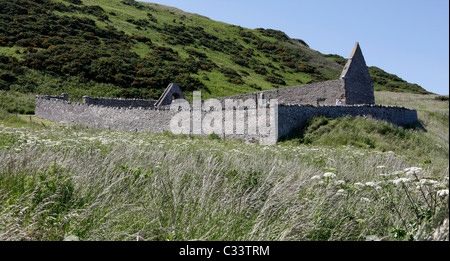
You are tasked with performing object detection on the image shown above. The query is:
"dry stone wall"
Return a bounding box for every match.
[82,96,156,108]
[35,94,418,144]
[36,96,174,132]
[35,95,276,143]
[278,104,418,138]
[215,79,345,106]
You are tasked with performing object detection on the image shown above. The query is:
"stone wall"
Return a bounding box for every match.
[277,104,418,138]
[215,79,345,106]
[82,96,156,108]
[35,95,277,144]
[36,96,172,132]
[36,93,68,102]
[35,95,418,145]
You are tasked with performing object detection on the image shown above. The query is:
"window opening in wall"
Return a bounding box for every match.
[172,93,181,101]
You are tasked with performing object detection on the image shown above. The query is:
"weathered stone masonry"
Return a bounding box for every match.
[277,104,418,138]
[35,43,419,144]
[36,97,175,133]
[82,96,156,108]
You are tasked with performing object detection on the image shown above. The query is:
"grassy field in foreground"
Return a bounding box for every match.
[0,92,448,241]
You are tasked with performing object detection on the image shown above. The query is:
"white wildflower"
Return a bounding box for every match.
[376,166,386,169]
[64,235,80,241]
[311,175,322,180]
[365,182,377,187]
[437,190,449,197]
[354,182,366,189]
[392,178,411,186]
[336,189,347,196]
[323,172,337,179]
[419,179,439,186]
[433,182,446,189]
[366,235,381,241]
[404,167,422,172]
[360,197,371,203]
[404,167,423,179]
[335,180,346,186]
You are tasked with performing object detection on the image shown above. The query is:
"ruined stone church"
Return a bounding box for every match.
[35,43,418,144]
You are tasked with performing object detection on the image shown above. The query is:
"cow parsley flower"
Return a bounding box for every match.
[335,180,346,186]
[419,179,439,186]
[404,167,422,172]
[323,172,336,179]
[437,189,449,197]
[365,182,377,187]
[364,181,382,190]
[336,189,347,197]
[404,167,423,179]
[392,178,411,186]
[360,197,371,203]
[366,235,380,241]
[354,182,366,189]
[311,175,322,180]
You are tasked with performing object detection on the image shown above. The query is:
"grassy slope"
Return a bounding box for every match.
[0,0,430,115]
[280,91,449,168]
[65,0,343,96]
[375,92,449,157]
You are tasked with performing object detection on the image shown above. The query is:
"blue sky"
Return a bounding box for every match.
[142,0,449,95]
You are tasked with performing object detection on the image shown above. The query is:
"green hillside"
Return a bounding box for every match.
[0,0,430,114]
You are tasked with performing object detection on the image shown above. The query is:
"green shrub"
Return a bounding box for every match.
[435,96,449,102]
[264,75,286,85]
[253,66,268,75]
[208,132,221,140]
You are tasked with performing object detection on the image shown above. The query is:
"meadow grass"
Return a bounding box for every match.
[375,91,449,155]
[0,104,448,241]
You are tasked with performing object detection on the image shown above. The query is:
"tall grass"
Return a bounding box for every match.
[0,118,448,241]
[281,115,448,169]
[375,91,449,149]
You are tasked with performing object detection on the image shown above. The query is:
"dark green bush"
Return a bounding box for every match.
[253,66,268,75]
[264,75,286,85]
[435,96,449,101]
[256,28,290,41]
